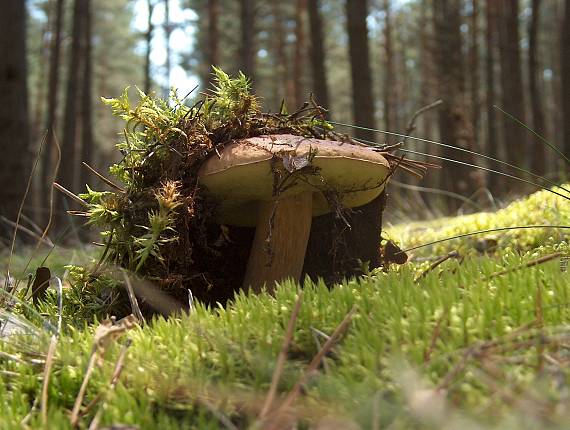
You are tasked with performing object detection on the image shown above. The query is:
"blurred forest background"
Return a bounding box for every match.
[1,0,570,239]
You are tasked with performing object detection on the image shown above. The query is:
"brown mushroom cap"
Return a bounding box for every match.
[198,134,391,227]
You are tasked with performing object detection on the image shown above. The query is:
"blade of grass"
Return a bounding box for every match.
[399,225,570,255]
[331,120,570,196]
[15,132,62,288]
[391,180,483,211]
[5,132,48,294]
[395,147,570,202]
[493,105,570,166]
[81,162,125,193]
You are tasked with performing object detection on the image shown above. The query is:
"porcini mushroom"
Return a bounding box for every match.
[197,134,391,293]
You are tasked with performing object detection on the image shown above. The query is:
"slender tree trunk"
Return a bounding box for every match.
[42,0,65,210]
[293,0,307,107]
[60,0,85,202]
[528,0,546,175]
[79,0,93,192]
[144,0,154,94]
[239,0,255,84]
[307,0,329,110]
[551,0,563,159]
[561,0,570,161]
[164,0,171,94]
[272,1,288,107]
[470,0,481,151]
[0,0,30,225]
[32,21,50,145]
[206,0,220,88]
[433,0,477,202]
[383,0,397,134]
[486,0,499,193]
[419,0,435,141]
[345,0,376,141]
[497,0,527,169]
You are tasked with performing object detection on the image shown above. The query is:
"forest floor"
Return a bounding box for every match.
[1,186,570,429]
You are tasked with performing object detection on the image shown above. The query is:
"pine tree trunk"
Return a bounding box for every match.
[32,20,50,146]
[497,0,527,169]
[42,0,65,211]
[383,0,397,134]
[272,1,288,107]
[470,0,481,152]
[419,0,436,142]
[164,0,171,94]
[239,0,255,85]
[144,0,154,94]
[79,0,93,192]
[293,0,307,107]
[345,0,376,141]
[307,0,329,110]
[528,0,546,175]
[561,0,570,161]
[433,0,477,203]
[206,0,220,88]
[0,0,30,225]
[60,0,85,221]
[485,0,499,194]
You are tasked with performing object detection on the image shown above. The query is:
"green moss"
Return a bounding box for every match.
[2,251,570,428]
[386,184,570,257]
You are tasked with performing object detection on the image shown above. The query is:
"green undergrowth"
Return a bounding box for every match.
[386,184,570,258]
[2,250,570,429]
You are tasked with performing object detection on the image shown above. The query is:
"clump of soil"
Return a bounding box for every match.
[78,68,420,313]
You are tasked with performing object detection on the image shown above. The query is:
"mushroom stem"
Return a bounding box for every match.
[243,191,313,294]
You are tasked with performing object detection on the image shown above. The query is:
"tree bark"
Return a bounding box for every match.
[469,0,481,152]
[383,0,397,134]
[561,0,570,161]
[32,20,50,146]
[433,0,477,202]
[497,0,527,169]
[144,0,154,94]
[0,0,30,225]
[164,0,171,94]
[271,1,289,107]
[307,0,330,110]
[419,0,436,148]
[206,0,220,88]
[345,0,376,141]
[60,0,84,199]
[293,0,307,107]
[42,0,65,211]
[239,0,256,85]
[528,0,546,175]
[485,0,499,193]
[79,0,93,192]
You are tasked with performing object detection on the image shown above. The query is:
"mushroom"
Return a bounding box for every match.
[197,134,391,293]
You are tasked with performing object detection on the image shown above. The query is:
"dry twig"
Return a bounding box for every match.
[487,252,561,279]
[264,306,357,427]
[41,335,58,425]
[259,291,304,419]
[88,339,132,430]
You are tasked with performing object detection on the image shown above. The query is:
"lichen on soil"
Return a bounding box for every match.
[76,68,417,315]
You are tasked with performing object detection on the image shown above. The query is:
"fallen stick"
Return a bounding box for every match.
[259,291,304,419]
